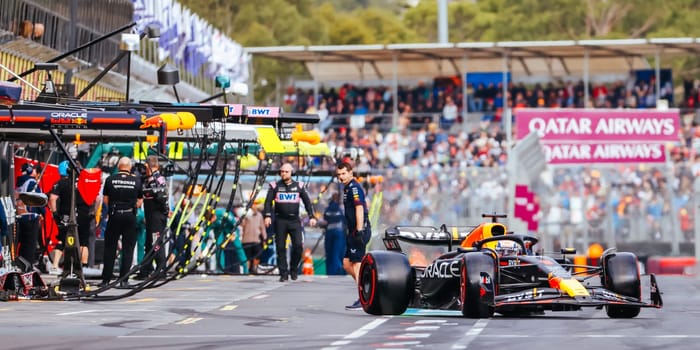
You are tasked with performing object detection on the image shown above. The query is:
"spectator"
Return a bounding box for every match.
[441,95,458,131]
[241,201,267,274]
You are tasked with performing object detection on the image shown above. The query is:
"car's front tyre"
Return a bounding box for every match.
[359,251,414,315]
[601,251,641,318]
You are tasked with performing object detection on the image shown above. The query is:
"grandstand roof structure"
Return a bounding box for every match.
[246,38,700,81]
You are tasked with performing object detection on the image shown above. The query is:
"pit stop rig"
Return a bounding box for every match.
[0,90,334,301]
[0,17,371,300]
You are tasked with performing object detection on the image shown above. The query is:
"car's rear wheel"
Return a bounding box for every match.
[359,251,414,315]
[602,251,641,318]
[459,252,496,318]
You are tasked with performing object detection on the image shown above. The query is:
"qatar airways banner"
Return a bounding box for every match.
[515,109,680,164]
[542,142,666,165]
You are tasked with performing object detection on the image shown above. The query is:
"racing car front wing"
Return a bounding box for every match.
[493,274,663,309]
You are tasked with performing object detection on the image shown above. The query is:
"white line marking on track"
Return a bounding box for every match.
[330,340,351,346]
[451,318,489,349]
[654,335,691,338]
[405,325,440,331]
[119,334,292,338]
[414,320,447,324]
[176,317,203,325]
[320,317,390,350]
[382,341,422,346]
[220,305,238,311]
[344,318,389,339]
[394,333,431,339]
[478,334,700,339]
[57,309,154,316]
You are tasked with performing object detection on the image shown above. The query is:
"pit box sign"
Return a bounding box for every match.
[514,108,680,165]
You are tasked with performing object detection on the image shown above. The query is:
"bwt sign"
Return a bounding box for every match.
[515,108,680,165]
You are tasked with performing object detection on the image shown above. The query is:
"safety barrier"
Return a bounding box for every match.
[646,256,697,275]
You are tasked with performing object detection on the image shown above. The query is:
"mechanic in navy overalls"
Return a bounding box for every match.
[136,155,168,280]
[263,163,316,282]
[336,161,371,310]
[100,157,142,288]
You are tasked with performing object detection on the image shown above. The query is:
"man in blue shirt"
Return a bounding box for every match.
[336,162,370,310]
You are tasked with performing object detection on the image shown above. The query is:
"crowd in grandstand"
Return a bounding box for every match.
[287,75,700,249]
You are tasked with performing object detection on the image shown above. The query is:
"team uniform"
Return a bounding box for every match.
[263,179,315,280]
[342,178,370,263]
[101,170,142,285]
[15,169,43,268]
[50,176,92,249]
[139,170,168,278]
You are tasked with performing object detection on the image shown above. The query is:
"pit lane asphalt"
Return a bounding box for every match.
[0,274,697,350]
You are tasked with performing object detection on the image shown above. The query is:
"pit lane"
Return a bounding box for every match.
[0,274,696,350]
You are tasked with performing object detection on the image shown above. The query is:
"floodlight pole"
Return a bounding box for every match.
[461,52,468,122]
[437,0,448,43]
[126,51,132,101]
[392,52,398,129]
[655,49,661,102]
[314,54,320,110]
[583,48,590,108]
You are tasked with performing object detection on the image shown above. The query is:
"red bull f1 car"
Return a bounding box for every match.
[358,214,663,318]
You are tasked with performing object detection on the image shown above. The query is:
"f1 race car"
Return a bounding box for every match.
[358,214,663,318]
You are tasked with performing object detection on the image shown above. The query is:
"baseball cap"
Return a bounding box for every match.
[21,163,33,175]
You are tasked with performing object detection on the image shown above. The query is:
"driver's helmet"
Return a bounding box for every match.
[493,240,522,257]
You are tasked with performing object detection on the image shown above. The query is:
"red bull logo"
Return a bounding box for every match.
[140,115,163,129]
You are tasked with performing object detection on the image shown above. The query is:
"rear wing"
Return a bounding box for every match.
[383,225,476,252]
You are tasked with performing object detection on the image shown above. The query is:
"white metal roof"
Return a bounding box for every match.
[245,38,700,81]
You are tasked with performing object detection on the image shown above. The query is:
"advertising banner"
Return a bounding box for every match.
[515,108,680,164]
[542,142,666,165]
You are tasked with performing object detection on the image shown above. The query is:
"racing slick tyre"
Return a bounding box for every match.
[601,251,641,318]
[460,252,496,318]
[359,251,414,315]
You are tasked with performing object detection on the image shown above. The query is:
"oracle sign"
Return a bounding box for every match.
[515,108,680,164]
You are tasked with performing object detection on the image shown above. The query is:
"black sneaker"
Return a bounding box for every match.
[279,275,288,282]
[290,272,298,281]
[345,299,362,311]
[97,281,110,288]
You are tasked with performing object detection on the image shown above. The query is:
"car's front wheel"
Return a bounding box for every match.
[601,251,641,318]
[460,252,496,318]
[359,251,414,315]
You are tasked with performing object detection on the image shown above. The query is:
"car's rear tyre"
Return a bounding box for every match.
[359,251,414,315]
[460,252,496,318]
[602,251,641,318]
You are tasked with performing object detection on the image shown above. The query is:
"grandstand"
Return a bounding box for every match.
[2,0,700,258]
[248,40,700,255]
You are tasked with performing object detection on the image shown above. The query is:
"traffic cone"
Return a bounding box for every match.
[302,248,314,275]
